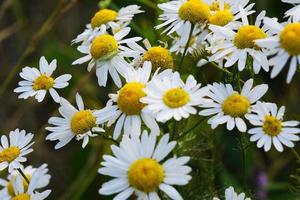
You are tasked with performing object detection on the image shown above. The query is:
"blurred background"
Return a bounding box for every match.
[0,0,300,199]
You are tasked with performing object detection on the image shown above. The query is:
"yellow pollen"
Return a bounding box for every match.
[209,10,234,26]
[71,110,96,135]
[209,1,230,11]
[262,115,282,136]
[222,93,250,117]
[8,175,31,197]
[91,9,117,28]
[11,194,30,200]
[163,88,190,108]
[117,82,146,115]
[90,34,118,60]
[142,46,174,71]
[234,25,267,49]
[280,23,300,55]
[0,147,21,163]
[128,158,164,193]
[178,0,210,24]
[33,75,54,91]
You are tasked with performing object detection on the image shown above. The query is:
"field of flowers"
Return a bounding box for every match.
[0,0,300,199]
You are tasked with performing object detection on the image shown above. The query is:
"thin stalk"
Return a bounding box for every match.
[291,148,300,161]
[178,24,194,72]
[175,117,207,140]
[17,168,30,184]
[239,133,247,190]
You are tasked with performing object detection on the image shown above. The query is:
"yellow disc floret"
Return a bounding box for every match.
[209,1,230,11]
[91,9,118,28]
[280,23,300,55]
[0,147,21,163]
[142,46,174,71]
[178,0,210,24]
[234,25,267,49]
[117,82,146,115]
[128,158,164,193]
[222,93,250,117]
[12,194,30,200]
[163,88,190,108]
[71,110,96,135]
[90,34,118,60]
[33,75,54,91]
[7,175,31,197]
[262,115,282,136]
[209,10,234,26]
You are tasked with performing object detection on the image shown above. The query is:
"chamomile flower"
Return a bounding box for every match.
[156,0,210,36]
[0,129,34,173]
[46,93,104,149]
[255,18,300,83]
[14,56,72,103]
[72,5,143,45]
[282,0,300,21]
[199,79,268,132]
[141,71,209,122]
[126,39,174,71]
[6,168,51,200]
[0,164,51,199]
[72,27,141,87]
[204,0,255,26]
[213,186,251,200]
[94,61,160,139]
[99,131,192,200]
[170,25,207,55]
[246,102,300,152]
[208,9,270,73]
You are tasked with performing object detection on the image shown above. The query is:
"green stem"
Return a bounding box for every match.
[291,148,300,161]
[239,133,247,190]
[175,117,206,140]
[17,168,30,184]
[178,24,194,72]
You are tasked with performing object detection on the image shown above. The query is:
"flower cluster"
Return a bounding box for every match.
[3,0,300,199]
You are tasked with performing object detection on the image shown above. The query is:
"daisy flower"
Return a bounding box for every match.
[94,61,160,139]
[0,164,51,199]
[0,129,34,173]
[204,0,255,27]
[72,5,143,45]
[72,27,141,87]
[156,0,210,36]
[98,131,192,200]
[141,71,209,122]
[46,93,104,149]
[282,0,300,21]
[6,167,51,200]
[208,9,270,74]
[246,102,300,152]
[255,17,300,83]
[14,56,72,103]
[213,186,251,200]
[125,39,174,71]
[199,79,268,132]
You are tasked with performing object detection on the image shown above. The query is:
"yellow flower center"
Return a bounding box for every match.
[163,88,190,108]
[117,82,146,115]
[0,146,21,163]
[262,115,282,136]
[234,25,267,49]
[33,75,54,91]
[280,23,300,55]
[128,158,164,193]
[12,194,30,200]
[209,10,234,26]
[91,9,118,28]
[70,110,96,135]
[90,34,118,60]
[142,46,174,71]
[178,0,210,24]
[7,175,31,197]
[222,93,250,117]
[209,1,230,11]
